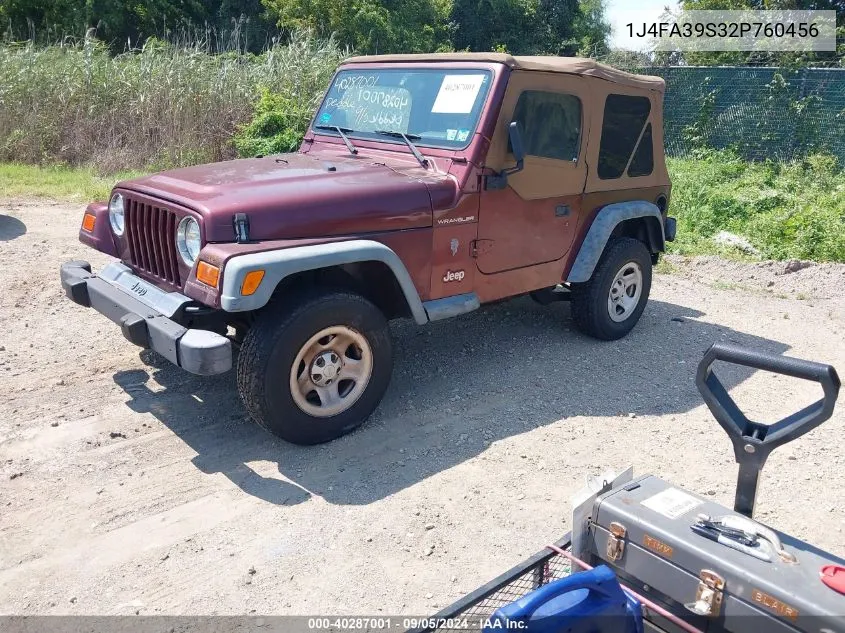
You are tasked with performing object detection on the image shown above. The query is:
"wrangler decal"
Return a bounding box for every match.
[437,216,475,225]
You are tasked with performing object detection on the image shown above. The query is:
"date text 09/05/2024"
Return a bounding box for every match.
[307,617,528,630]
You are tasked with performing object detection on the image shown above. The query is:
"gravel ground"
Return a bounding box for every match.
[1,199,844,616]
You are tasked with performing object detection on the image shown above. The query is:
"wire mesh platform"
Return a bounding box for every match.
[407,535,572,633]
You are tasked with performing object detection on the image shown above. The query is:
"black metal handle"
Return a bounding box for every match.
[700,344,838,384]
[696,343,840,517]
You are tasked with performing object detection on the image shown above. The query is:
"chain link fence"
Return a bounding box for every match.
[637,66,845,162]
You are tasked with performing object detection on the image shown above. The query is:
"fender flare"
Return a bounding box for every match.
[219,239,429,324]
[566,200,665,283]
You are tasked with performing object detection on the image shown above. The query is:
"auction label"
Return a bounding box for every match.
[432,75,485,114]
[641,487,702,519]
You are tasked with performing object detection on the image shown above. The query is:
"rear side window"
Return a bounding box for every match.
[628,123,654,177]
[598,94,652,179]
[511,91,582,162]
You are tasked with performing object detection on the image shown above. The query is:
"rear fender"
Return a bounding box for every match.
[567,201,664,283]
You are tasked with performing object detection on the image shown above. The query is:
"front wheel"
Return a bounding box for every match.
[570,237,652,341]
[236,290,393,445]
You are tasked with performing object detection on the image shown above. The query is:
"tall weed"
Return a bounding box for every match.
[0,31,345,171]
[667,150,845,262]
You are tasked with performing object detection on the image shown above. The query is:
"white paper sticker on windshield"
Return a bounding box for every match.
[432,75,485,114]
[642,487,702,519]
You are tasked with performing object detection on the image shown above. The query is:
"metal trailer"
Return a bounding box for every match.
[407,536,575,633]
[409,343,844,633]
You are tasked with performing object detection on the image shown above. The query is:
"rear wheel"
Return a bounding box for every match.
[237,289,393,445]
[570,237,652,340]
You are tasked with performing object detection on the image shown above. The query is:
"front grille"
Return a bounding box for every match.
[124,197,182,286]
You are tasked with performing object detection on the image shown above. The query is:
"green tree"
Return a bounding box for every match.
[572,0,611,56]
[1,0,278,52]
[1,0,86,40]
[451,0,534,53]
[450,0,607,56]
[261,0,451,53]
[538,0,580,54]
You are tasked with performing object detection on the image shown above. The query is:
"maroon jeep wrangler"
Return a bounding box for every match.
[61,53,675,444]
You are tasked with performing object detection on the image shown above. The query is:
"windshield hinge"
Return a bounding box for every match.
[233,213,250,243]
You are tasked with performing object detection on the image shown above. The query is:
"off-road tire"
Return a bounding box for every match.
[570,237,652,341]
[236,289,393,445]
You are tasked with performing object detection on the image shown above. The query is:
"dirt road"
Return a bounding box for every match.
[2,199,844,616]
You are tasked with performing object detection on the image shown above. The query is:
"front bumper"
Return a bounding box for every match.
[60,261,232,376]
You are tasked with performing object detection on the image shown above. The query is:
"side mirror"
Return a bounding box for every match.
[486,121,526,190]
[508,121,525,170]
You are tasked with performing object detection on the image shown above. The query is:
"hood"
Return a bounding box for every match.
[120,154,455,242]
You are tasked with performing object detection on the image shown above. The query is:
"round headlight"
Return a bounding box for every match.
[176,216,201,265]
[108,193,125,236]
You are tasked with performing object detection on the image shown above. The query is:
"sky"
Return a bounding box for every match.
[607,0,683,51]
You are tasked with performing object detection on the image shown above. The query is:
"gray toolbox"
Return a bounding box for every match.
[586,474,844,633]
[575,344,845,633]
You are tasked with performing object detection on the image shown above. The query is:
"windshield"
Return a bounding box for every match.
[313,68,493,150]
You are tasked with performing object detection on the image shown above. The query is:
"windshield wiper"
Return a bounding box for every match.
[374,130,428,167]
[314,124,358,155]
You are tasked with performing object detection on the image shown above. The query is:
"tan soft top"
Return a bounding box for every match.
[343,52,664,92]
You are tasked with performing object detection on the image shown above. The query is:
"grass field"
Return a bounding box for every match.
[0,163,143,202]
[3,150,843,262]
[667,151,845,262]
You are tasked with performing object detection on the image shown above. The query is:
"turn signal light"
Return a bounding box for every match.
[196,261,220,288]
[81,214,96,232]
[241,270,265,296]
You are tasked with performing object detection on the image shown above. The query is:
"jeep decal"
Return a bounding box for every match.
[442,270,466,282]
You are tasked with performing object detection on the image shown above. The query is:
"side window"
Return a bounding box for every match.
[628,123,654,177]
[511,90,582,162]
[597,94,652,179]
